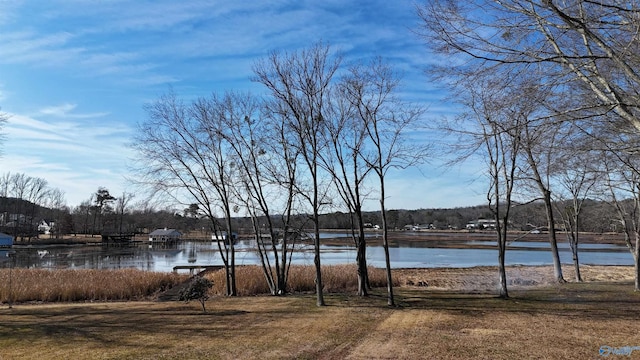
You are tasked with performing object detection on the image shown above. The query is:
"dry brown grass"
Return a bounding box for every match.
[0,265,395,304]
[0,269,188,303]
[205,265,398,296]
[1,265,639,358]
[1,281,639,359]
[395,265,636,292]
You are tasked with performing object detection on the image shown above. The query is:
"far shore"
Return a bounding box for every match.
[10,229,630,247]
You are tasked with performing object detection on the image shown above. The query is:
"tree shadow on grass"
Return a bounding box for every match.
[386,281,640,321]
[0,302,253,347]
[316,281,640,322]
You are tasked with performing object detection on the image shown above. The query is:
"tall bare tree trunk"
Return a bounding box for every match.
[569,213,582,282]
[379,177,395,306]
[571,244,582,283]
[494,181,508,299]
[497,232,508,298]
[635,233,640,292]
[543,190,565,283]
[221,202,236,296]
[312,157,324,306]
[313,210,324,306]
[354,204,369,296]
[356,222,369,296]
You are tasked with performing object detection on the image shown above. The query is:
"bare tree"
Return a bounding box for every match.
[569,112,640,289]
[253,43,340,306]
[478,88,524,299]
[553,148,598,282]
[0,172,10,197]
[515,87,568,283]
[133,91,239,296]
[73,197,94,236]
[190,95,241,296]
[439,66,528,298]
[345,58,428,306]
[321,77,373,297]
[25,176,50,239]
[44,188,67,239]
[202,91,301,296]
[413,2,640,283]
[600,149,640,291]
[3,173,48,240]
[115,192,134,235]
[257,106,306,296]
[417,0,640,133]
[0,172,68,240]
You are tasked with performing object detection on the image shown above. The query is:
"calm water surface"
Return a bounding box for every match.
[0,234,634,272]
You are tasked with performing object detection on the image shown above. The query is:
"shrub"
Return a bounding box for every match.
[178,276,214,312]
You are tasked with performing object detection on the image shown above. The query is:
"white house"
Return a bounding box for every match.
[466,219,498,230]
[211,232,237,243]
[149,228,182,242]
[38,220,54,235]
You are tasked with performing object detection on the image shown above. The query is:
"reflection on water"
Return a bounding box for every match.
[0,237,634,272]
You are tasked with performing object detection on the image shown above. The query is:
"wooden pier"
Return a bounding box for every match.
[172,265,224,275]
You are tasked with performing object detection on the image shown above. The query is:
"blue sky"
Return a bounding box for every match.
[0,0,487,211]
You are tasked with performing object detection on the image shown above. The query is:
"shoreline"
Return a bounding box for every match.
[393,264,636,292]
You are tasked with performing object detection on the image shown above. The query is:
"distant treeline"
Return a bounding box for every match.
[0,196,622,239]
[317,199,618,233]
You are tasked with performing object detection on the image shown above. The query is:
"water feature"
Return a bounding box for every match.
[0,235,633,272]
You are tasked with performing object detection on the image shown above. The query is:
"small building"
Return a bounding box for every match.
[211,232,237,244]
[466,219,498,230]
[0,232,13,248]
[404,224,431,231]
[38,220,54,235]
[149,228,182,242]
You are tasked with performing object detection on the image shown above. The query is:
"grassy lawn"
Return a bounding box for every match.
[1,281,639,359]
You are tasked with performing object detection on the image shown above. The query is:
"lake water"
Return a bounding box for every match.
[0,235,634,272]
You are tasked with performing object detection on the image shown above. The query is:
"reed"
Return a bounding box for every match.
[206,265,399,296]
[0,268,188,303]
[0,265,398,303]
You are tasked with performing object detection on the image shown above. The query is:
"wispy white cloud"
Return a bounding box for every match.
[6,112,130,154]
[0,1,426,89]
[0,154,126,206]
[124,74,181,87]
[38,103,109,119]
[6,114,69,139]
[1,31,81,65]
[39,103,76,116]
[0,0,466,209]
[2,110,133,204]
[1,154,72,173]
